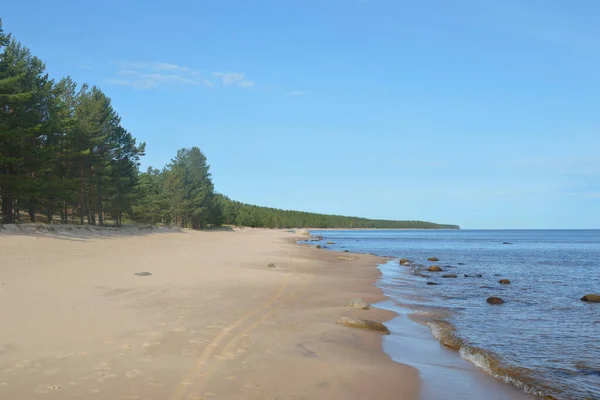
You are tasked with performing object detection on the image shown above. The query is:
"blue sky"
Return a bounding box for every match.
[3,0,599,228]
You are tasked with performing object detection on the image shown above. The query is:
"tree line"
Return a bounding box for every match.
[0,20,458,230]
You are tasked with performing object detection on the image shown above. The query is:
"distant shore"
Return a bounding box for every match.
[0,227,419,399]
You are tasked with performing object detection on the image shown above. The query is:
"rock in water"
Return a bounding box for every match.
[428,265,443,272]
[464,274,483,278]
[442,274,457,278]
[316,245,322,249]
[346,298,370,310]
[268,263,276,268]
[343,250,350,253]
[326,241,335,244]
[427,282,440,285]
[581,294,600,302]
[428,257,440,262]
[134,272,152,276]
[487,297,504,305]
[502,242,512,245]
[399,258,412,265]
[498,279,511,284]
[336,317,390,334]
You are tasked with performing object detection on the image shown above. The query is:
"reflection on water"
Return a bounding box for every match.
[306,230,600,400]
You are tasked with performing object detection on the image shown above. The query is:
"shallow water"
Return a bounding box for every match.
[306,230,600,400]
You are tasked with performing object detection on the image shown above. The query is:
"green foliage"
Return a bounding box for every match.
[214,194,459,229]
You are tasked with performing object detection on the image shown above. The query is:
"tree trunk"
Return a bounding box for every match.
[97,183,104,226]
[46,208,53,224]
[28,207,36,223]
[1,194,14,224]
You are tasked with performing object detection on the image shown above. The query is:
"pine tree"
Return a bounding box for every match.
[0,34,50,223]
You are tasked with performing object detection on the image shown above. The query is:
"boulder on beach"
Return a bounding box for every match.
[346,298,370,310]
[399,258,412,265]
[295,229,310,236]
[268,263,276,268]
[487,297,504,305]
[336,317,390,335]
[428,265,443,272]
[316,245,322,249]
[427,281,440,285]
[581,294,600,302]
[134,272,152,276]
[343,250,350,253]
[498,279,511,284]
[428,257,440,262]
[442,274,457,278]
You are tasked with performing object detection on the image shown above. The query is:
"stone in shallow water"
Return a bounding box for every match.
[581,294,600,302]
[346,298,370,310]
[336,317,390,334]
[486,296,504,305]
[134,272,152,276]
[498,279,511,284]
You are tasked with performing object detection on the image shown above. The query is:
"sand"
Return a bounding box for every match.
[0,226,418,399]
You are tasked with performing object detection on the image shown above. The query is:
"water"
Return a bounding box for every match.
[305,230,600,400]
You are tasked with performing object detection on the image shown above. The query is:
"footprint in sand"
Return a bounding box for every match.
[28,363,42,372]
[97,372,118,383]
[94,362,110,371]
[34,384,60,393]
[181,349,193,357]
[158,322,169,327]
[121,343,133,349]
[3,360,30,372]
[146,377,162,387]
[0,382,8,386]
[125,369,141,379]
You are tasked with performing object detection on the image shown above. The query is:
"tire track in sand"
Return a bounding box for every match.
[168,252,300,400]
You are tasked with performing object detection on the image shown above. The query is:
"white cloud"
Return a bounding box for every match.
[108,62,255,90]
[213,72,255,87]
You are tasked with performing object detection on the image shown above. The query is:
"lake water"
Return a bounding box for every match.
[305,230,600,400]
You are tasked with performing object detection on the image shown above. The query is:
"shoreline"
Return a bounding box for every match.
[0,227,419,399]
[300,230,540,400]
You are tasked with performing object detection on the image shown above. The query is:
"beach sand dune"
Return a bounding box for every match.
[0,228,418,399]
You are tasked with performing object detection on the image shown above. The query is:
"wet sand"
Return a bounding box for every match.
[0,227,418,399]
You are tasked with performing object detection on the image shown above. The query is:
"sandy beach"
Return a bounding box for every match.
[0,227,418,399]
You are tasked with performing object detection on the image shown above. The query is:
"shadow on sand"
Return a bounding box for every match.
[0,223,235,242]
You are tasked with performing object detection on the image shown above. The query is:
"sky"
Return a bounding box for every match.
[2,0,599,229]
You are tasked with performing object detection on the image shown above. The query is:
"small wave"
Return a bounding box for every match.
[459,346,556,398]
[423,320,557,398]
